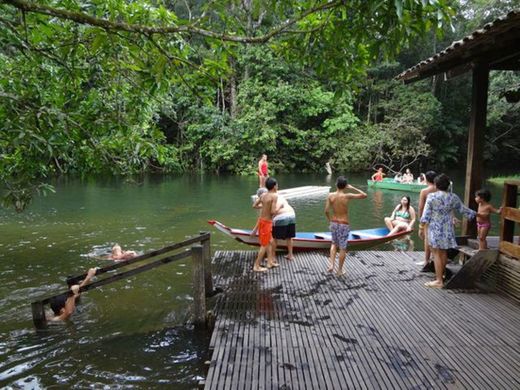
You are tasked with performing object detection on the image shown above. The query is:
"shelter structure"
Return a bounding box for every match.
[395,10,520,238]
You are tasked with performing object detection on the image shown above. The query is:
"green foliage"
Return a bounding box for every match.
[487,175,520,184]
[175,46,360,174]
[486,71,520,166]
[0,0,480,211]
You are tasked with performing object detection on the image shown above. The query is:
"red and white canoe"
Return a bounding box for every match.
[208,220,411,251]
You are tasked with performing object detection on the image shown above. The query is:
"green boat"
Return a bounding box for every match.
[367,178,426,193]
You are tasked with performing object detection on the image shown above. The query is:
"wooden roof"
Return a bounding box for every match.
[396,10,520,83]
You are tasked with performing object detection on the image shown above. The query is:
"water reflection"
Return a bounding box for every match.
[0,172,505,387]
[391,235,415,252]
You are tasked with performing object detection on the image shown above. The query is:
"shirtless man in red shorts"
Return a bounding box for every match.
[254,177,283,272]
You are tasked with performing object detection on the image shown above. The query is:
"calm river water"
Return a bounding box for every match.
[0,172,504,388]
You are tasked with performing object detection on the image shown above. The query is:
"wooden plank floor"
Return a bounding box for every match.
[204,250,520,389]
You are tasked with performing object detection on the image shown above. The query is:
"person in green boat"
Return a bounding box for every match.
[384,196,416,235]
[402,168,414,184]
[371,167,385,182]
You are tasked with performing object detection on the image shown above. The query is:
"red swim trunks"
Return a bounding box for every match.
[258,218,273,246]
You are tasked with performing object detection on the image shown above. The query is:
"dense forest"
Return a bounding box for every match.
[1,0,519,210]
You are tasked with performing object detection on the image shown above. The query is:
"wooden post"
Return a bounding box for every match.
[32,301,47,329]
[191,244,206,328]
[200,231,213,296]
[463,64,489,238]
[500,182,518,243]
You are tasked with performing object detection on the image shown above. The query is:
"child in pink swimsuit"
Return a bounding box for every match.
[475,189,502,250]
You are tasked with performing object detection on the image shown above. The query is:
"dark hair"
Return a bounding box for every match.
[50,294,67,315]
[398,196,411,212]
[336,176,347,189]
[265,177,277,190]
[425,170,437,184]
[434,174,451,191]
[475,188,491,202]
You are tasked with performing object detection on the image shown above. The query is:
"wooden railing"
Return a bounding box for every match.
[499,180,520,259]
[31,232,213,329]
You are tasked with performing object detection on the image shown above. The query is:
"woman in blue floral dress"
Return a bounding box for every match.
[419,174,476,288]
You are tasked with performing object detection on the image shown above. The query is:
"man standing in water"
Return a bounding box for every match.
[324,176,367,276]
[418,170,437,267]
[257,154,268,188]
[48,267,97,321]
[253,177,282,272]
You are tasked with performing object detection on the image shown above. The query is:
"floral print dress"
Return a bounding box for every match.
[420,191,476,249]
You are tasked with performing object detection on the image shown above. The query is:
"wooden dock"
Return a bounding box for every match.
[204,250,520,389]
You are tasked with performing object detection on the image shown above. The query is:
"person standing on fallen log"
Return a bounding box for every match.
[257,154,269,188]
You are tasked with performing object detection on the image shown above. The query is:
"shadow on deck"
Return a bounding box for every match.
[204,250,520,389]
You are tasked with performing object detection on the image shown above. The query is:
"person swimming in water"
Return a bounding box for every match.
[110,244,137,261]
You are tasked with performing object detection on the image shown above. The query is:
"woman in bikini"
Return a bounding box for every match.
[384,196,416,235]
[475,189,502,250]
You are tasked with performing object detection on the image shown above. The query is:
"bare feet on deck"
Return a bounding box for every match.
[253,267,268,272]
[336,270,346,277]
[326,267,334,273]
[267,262,280,269]
[424,280,443,288]
[284,255,294,261]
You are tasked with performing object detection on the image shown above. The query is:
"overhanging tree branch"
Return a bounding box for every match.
[1,0,343,43]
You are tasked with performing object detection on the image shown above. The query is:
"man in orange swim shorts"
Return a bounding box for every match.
[258,218,273,247]
[253,177,283,272]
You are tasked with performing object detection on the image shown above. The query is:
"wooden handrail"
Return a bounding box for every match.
[32,232,214,329]
[39,251,191,305]
[503,207,520,224]
[504,179,520,187]
[67,232,210,285]
[500,181,519,259]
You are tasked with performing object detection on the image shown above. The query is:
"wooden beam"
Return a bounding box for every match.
[445,63,472,80]
[38,251,191,305]
[31,301,47,329]
[200,231,214,296]
[67,233,210,285]
[499,241,520,260]
[500,183,518,243]
[503,207,520,224]
[463,65,489,237]
[191,245,206,328]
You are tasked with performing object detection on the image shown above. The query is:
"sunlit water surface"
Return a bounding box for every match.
[0,172,503,388]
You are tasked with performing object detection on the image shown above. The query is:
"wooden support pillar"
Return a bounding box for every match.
[191,244,206,328]
[463,64,489,237]
[200,231,214,296]
[32,301,47,329]
[500,182,518,243]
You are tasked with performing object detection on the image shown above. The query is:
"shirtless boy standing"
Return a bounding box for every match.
[254,177,283,272]
[324,176,367,276]
[418,171,437,266]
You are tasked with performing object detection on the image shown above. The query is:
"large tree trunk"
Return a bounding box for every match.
[229,57,237,118]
